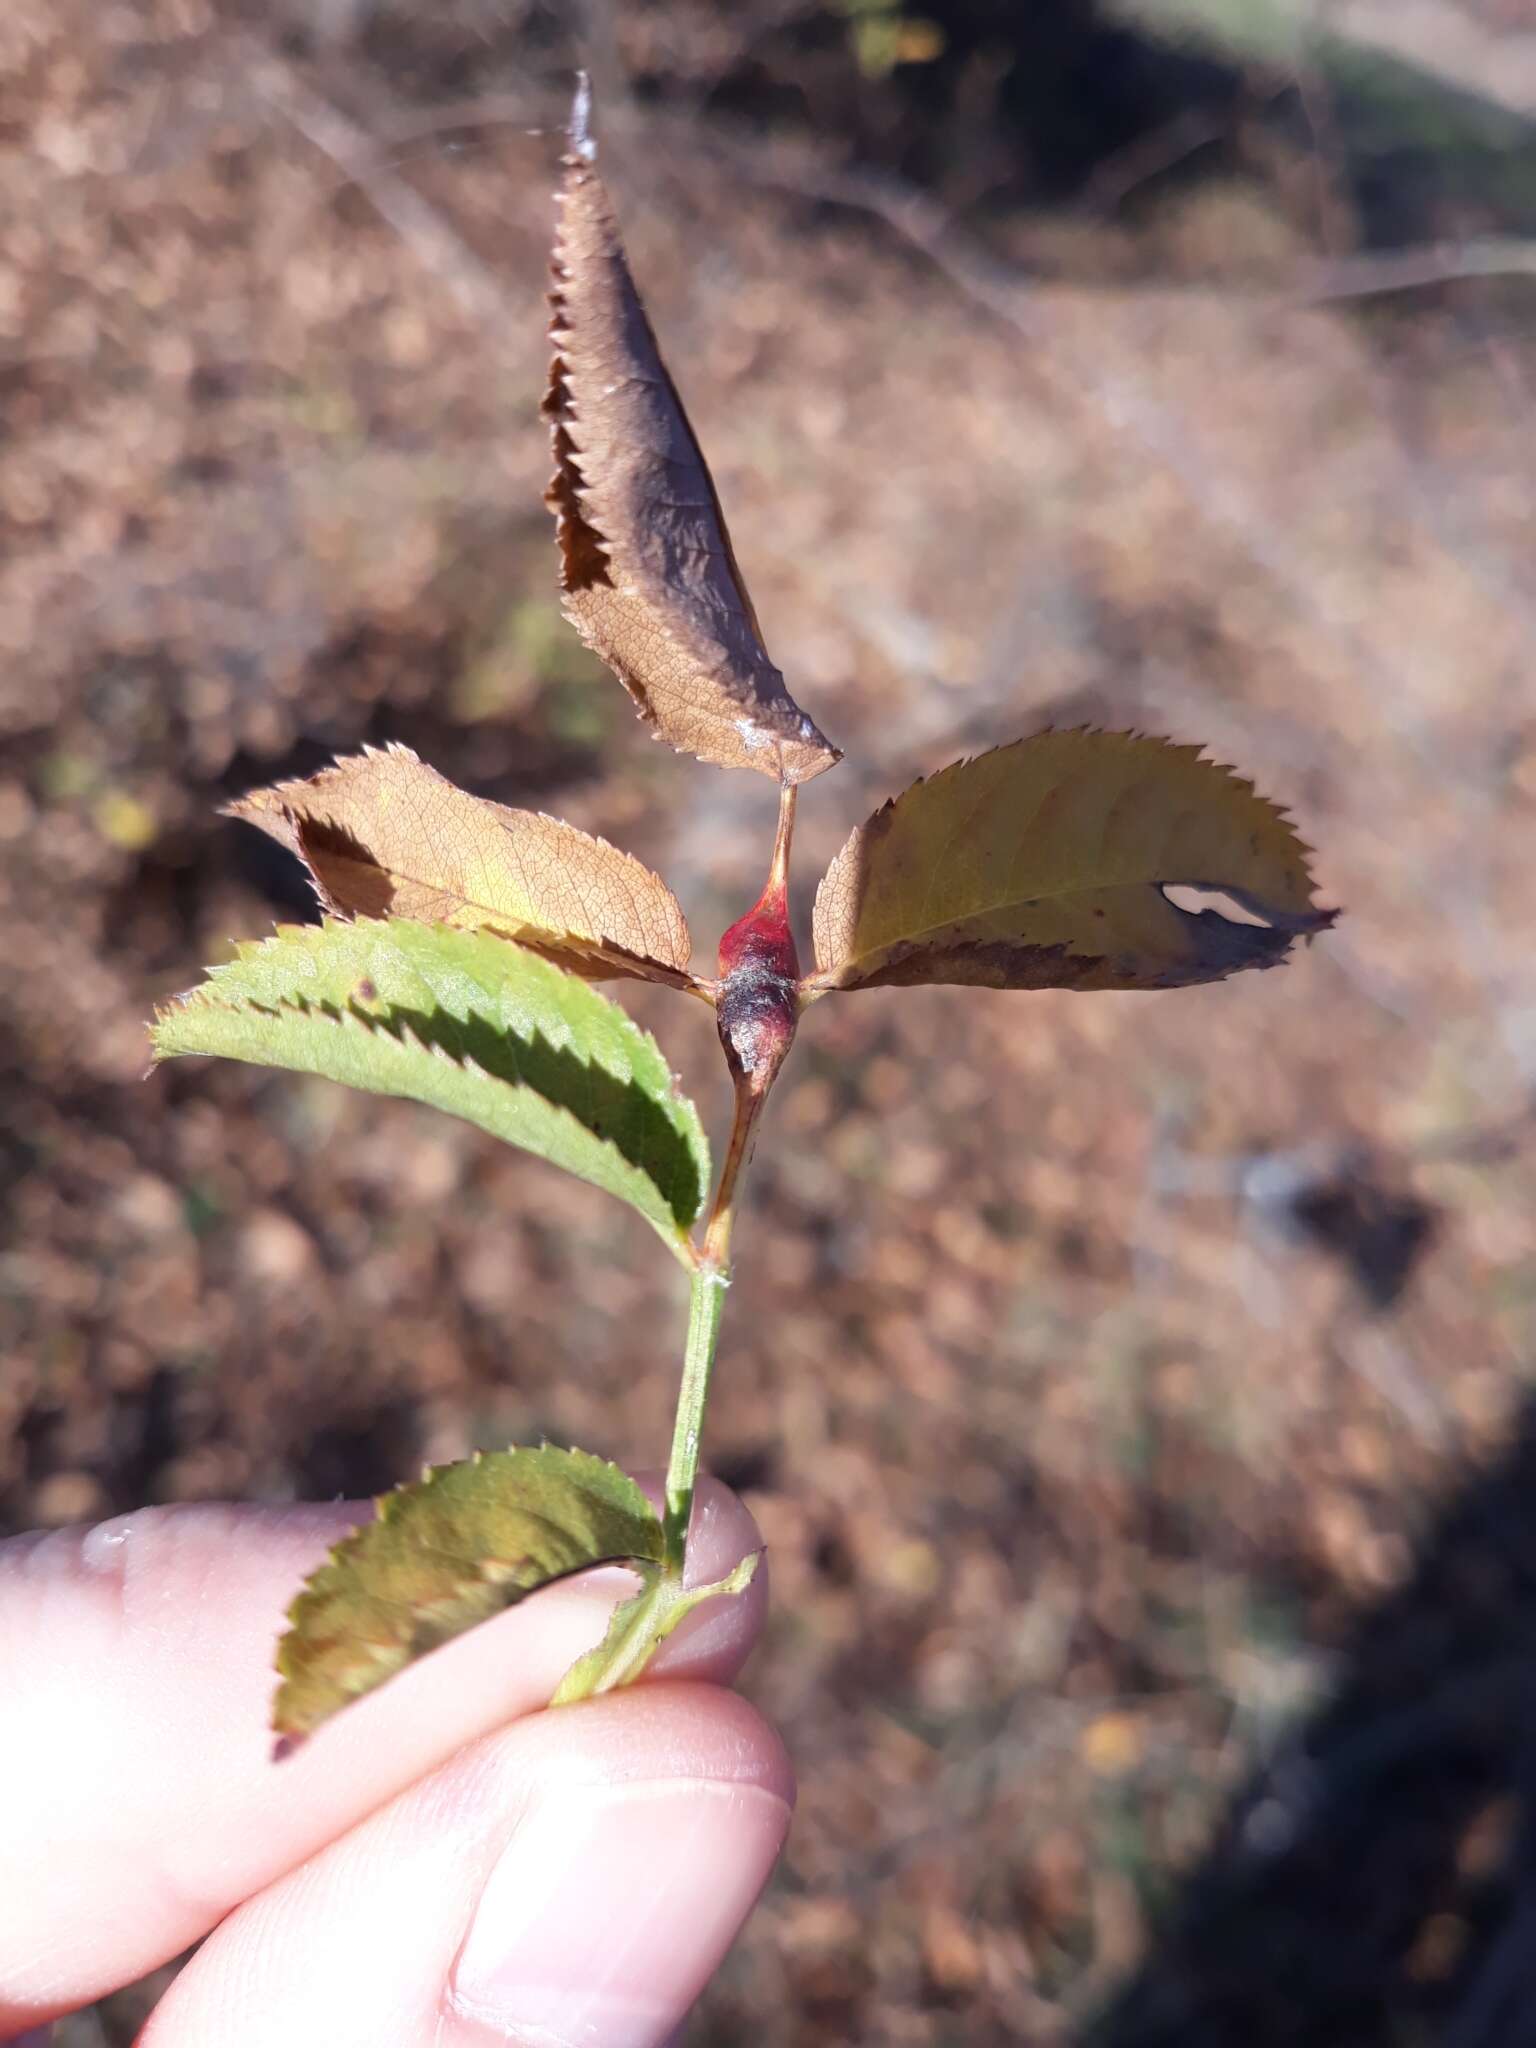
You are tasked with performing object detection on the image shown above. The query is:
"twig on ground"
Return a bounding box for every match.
[256,55,511,327]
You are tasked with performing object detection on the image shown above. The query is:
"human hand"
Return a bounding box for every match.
[0,1474,789,2047]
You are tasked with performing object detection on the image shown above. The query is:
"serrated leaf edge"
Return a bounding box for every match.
[151,978,706,1244]
[273,1445,666,1739]
[203,918,705,1106]
[806,727,1336,992]
[226,743,708,995]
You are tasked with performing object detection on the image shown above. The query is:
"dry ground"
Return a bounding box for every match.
[5,3,1536,2041]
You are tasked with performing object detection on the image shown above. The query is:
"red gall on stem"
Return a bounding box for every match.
[715,785,801,1095]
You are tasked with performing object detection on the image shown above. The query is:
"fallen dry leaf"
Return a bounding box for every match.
[808,730,1335,993]
[544,126,839,785]
[229,745,703,991]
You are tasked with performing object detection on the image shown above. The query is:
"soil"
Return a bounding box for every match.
[6,3,1536,2041]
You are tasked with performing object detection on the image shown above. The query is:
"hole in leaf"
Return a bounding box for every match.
[1162,883,1271,927]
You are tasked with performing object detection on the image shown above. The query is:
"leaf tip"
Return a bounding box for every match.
[568,70,597,165]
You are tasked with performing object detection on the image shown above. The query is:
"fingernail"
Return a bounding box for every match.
[451,1777,790,2047]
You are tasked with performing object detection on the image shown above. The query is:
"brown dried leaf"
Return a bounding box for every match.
[808,730,1335,994]
[229,745,702,991]
[544,124,839,785]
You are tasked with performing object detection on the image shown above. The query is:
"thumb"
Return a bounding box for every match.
[139,1681,793,2048]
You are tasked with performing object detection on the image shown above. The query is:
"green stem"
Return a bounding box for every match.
[551,1551,760,1705]
[662,1256,730,1573]
[660,778,800,1578]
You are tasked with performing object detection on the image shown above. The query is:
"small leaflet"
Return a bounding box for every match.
[228,745,702,992]
[150,918,711,1251]
[809,730,1335,994]
[272,1447,665,1740]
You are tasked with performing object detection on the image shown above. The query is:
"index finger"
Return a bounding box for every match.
[0,1475,766,2026]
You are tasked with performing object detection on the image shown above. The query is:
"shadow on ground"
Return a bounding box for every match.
[1098,1393,1536,2048]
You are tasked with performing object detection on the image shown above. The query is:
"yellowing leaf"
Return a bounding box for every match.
[544,130,840,785]
[228,745,701,993]
[273,1446,664,1740]
[150,919,709,1253]
[808,730,1334,994]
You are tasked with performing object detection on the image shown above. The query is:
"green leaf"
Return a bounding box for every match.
[808,730,1335,995]
[273,1445,665,1741]
[151,918,709,1253]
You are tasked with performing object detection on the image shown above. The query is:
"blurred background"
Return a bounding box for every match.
[4,0,1536,2040]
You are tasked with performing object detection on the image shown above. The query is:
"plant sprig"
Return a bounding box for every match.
[150,79,1334,1745]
